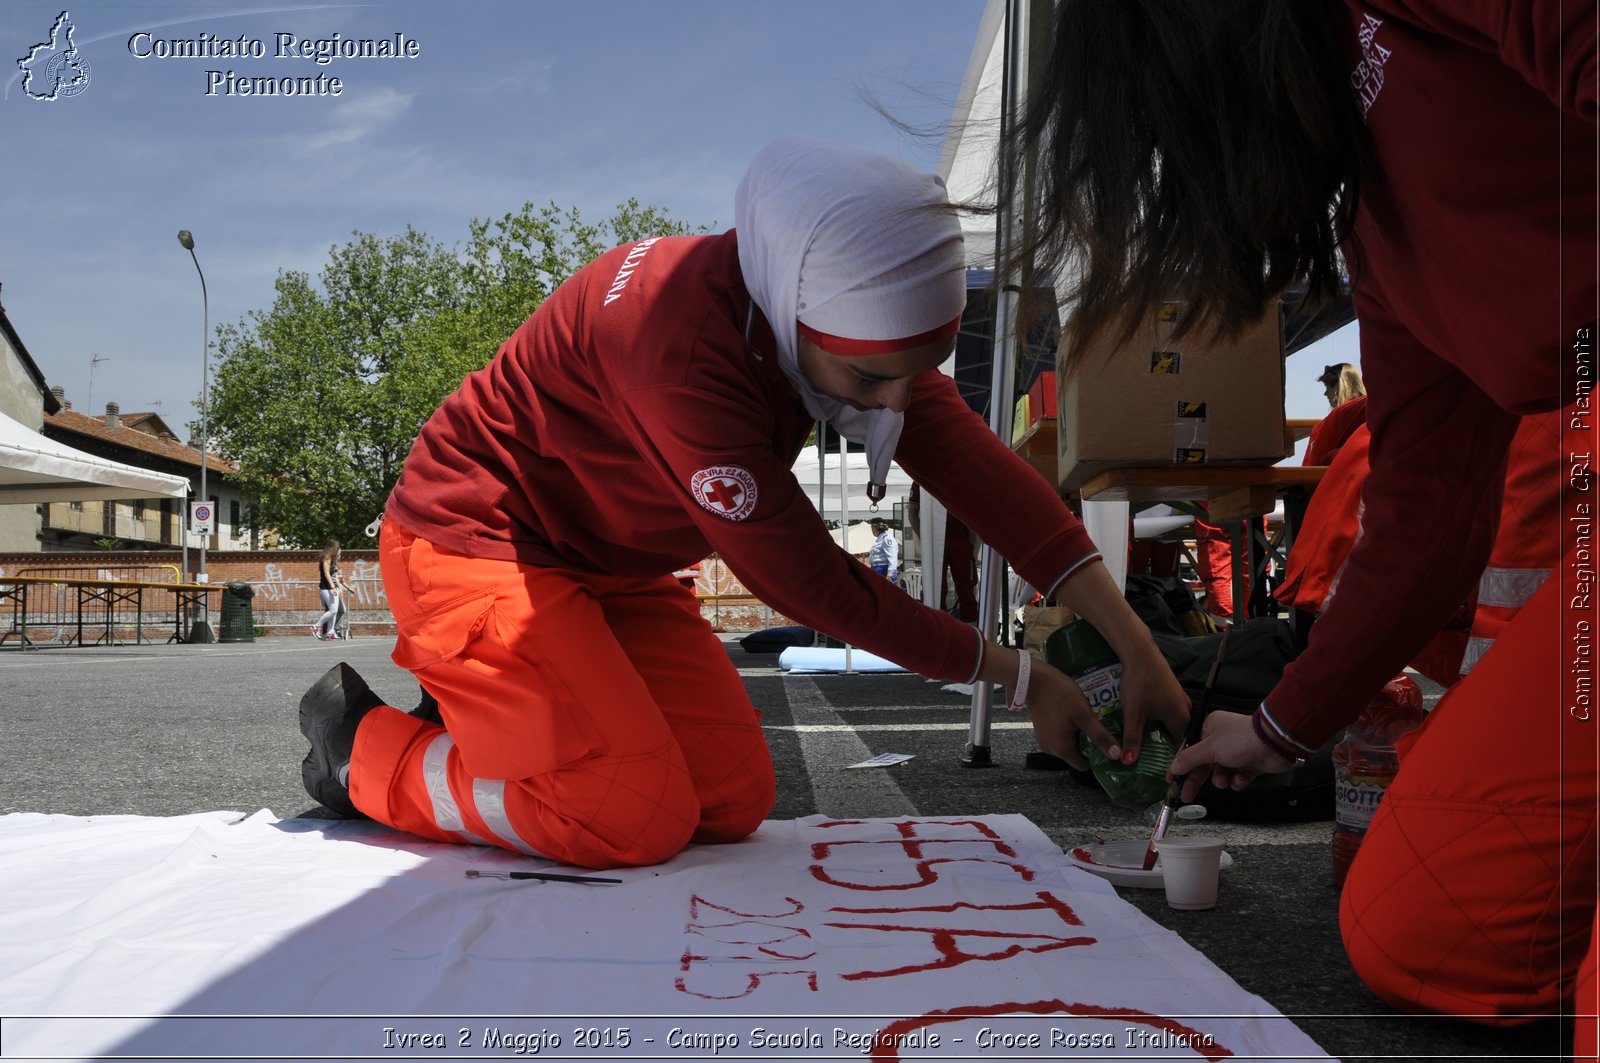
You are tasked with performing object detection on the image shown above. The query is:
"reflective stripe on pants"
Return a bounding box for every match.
[1460,566,1550,675]
[1341,543,1596,1036]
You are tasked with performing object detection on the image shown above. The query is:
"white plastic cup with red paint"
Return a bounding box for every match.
[1154,836,1226,910]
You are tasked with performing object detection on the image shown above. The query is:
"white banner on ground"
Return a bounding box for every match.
[0,811,1331,1061]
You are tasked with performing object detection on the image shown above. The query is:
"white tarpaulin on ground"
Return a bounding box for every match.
[0,810,1332,1061]
[0,408,189,503]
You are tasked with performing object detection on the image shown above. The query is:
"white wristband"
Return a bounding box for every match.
[1007,649,1032,713]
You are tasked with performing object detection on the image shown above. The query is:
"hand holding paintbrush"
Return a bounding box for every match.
[1141,627,1232,871]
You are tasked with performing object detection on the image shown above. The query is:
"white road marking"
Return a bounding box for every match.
[783,675,918,818]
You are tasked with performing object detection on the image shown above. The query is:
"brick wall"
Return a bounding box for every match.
[0,549,390,641]
[0,550,792,642]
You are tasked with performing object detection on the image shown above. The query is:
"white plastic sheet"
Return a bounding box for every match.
[0,811,1332,1061]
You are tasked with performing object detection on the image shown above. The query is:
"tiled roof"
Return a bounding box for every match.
[119,411,180,437]
[44,407,235,475]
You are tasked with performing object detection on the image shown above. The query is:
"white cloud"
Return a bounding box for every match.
[304,87,417,149]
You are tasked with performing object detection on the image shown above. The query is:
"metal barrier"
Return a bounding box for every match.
[0,573,793,643]
[0,576,217,647]
[16,563,181,584]
[0,566,186,645]
[697,592,776,633]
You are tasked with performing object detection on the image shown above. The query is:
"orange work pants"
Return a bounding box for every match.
[1341,543,1597,1057]
[351,518,776,869]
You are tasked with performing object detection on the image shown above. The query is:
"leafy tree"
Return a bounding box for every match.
[209,200,706,547]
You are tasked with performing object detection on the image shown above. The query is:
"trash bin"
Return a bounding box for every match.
[218,581,256,643]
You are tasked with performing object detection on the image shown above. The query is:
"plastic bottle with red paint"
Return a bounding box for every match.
[1332,674,1425,887]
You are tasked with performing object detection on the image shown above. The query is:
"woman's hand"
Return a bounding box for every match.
[1020,656,1117,771]
[1168,711,1296,802]
[1111,641,1191,766]
[1042,559,1187,765]
[981,643,1190,773]
[980,647,1104,771]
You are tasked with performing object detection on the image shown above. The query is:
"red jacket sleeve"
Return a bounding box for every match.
[1262,293,1522,749]
[893,370,1102,598]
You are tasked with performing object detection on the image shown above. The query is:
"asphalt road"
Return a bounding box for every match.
[1,635,1569,1061]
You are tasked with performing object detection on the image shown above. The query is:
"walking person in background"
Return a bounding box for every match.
[311,539,345,641]
[1004,1,1595,1052]
[866,517,900,584]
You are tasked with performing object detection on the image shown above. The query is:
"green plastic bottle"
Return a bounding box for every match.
[1042,619,1177,809]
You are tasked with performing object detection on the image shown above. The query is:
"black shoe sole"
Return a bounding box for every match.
[299,662,383,819]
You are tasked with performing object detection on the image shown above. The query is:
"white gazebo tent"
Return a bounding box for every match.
[0,408,190,504]
[939,0,1153,760]
[790,449,913,517]
[934,0,1085,762]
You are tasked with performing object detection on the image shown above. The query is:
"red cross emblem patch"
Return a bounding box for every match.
[690,465,759,521]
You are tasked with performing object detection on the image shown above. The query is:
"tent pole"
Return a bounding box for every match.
[815,421,825,514]
[966,0,1031,767]
[839,430,853,673]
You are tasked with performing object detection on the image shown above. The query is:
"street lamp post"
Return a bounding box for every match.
[177,230,214,641]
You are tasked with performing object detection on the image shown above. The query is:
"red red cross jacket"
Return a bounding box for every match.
[1258,0,1596,754]
[387,231,1099,683]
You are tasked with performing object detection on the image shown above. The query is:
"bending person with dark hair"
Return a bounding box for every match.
[1003,0,1596,1051]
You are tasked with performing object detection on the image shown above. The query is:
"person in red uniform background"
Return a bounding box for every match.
[1002,1,1596,1054]
[298,135,1189,872]
[1307,362,1368,467]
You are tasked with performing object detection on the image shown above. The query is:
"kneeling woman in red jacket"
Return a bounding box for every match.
[298,136,1188,869]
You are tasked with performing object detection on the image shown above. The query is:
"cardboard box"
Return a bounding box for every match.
[1026,371,1056,427]
[1010,394,1032,445]
[1056,302,1287,491]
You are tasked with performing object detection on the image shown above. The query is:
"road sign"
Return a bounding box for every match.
[191,501,214,535]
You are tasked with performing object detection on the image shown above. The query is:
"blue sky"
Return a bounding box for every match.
[1,0,1355,450]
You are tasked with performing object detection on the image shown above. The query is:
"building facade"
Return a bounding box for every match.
[40,396,258,556]
[0,288,62,552]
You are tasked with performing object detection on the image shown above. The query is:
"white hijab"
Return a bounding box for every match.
[735,135,967,504]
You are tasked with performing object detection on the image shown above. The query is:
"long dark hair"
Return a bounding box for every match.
[1002,0,1365,365]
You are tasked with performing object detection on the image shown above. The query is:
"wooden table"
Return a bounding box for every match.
[1007,416,1330,626]
[1012,416,1325,507]
[1286,417,1320,451]
[1078,465,1327,523]
[1079,464,1328,627]
[1011,415,1059,485]
[0,576,222,648]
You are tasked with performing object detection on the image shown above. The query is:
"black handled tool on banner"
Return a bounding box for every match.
[466,869,621,885]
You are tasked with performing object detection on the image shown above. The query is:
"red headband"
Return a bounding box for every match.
[796,315,961,357]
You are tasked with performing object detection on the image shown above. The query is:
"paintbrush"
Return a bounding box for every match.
[1142,627,1232,871]
[465,869,622,885]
